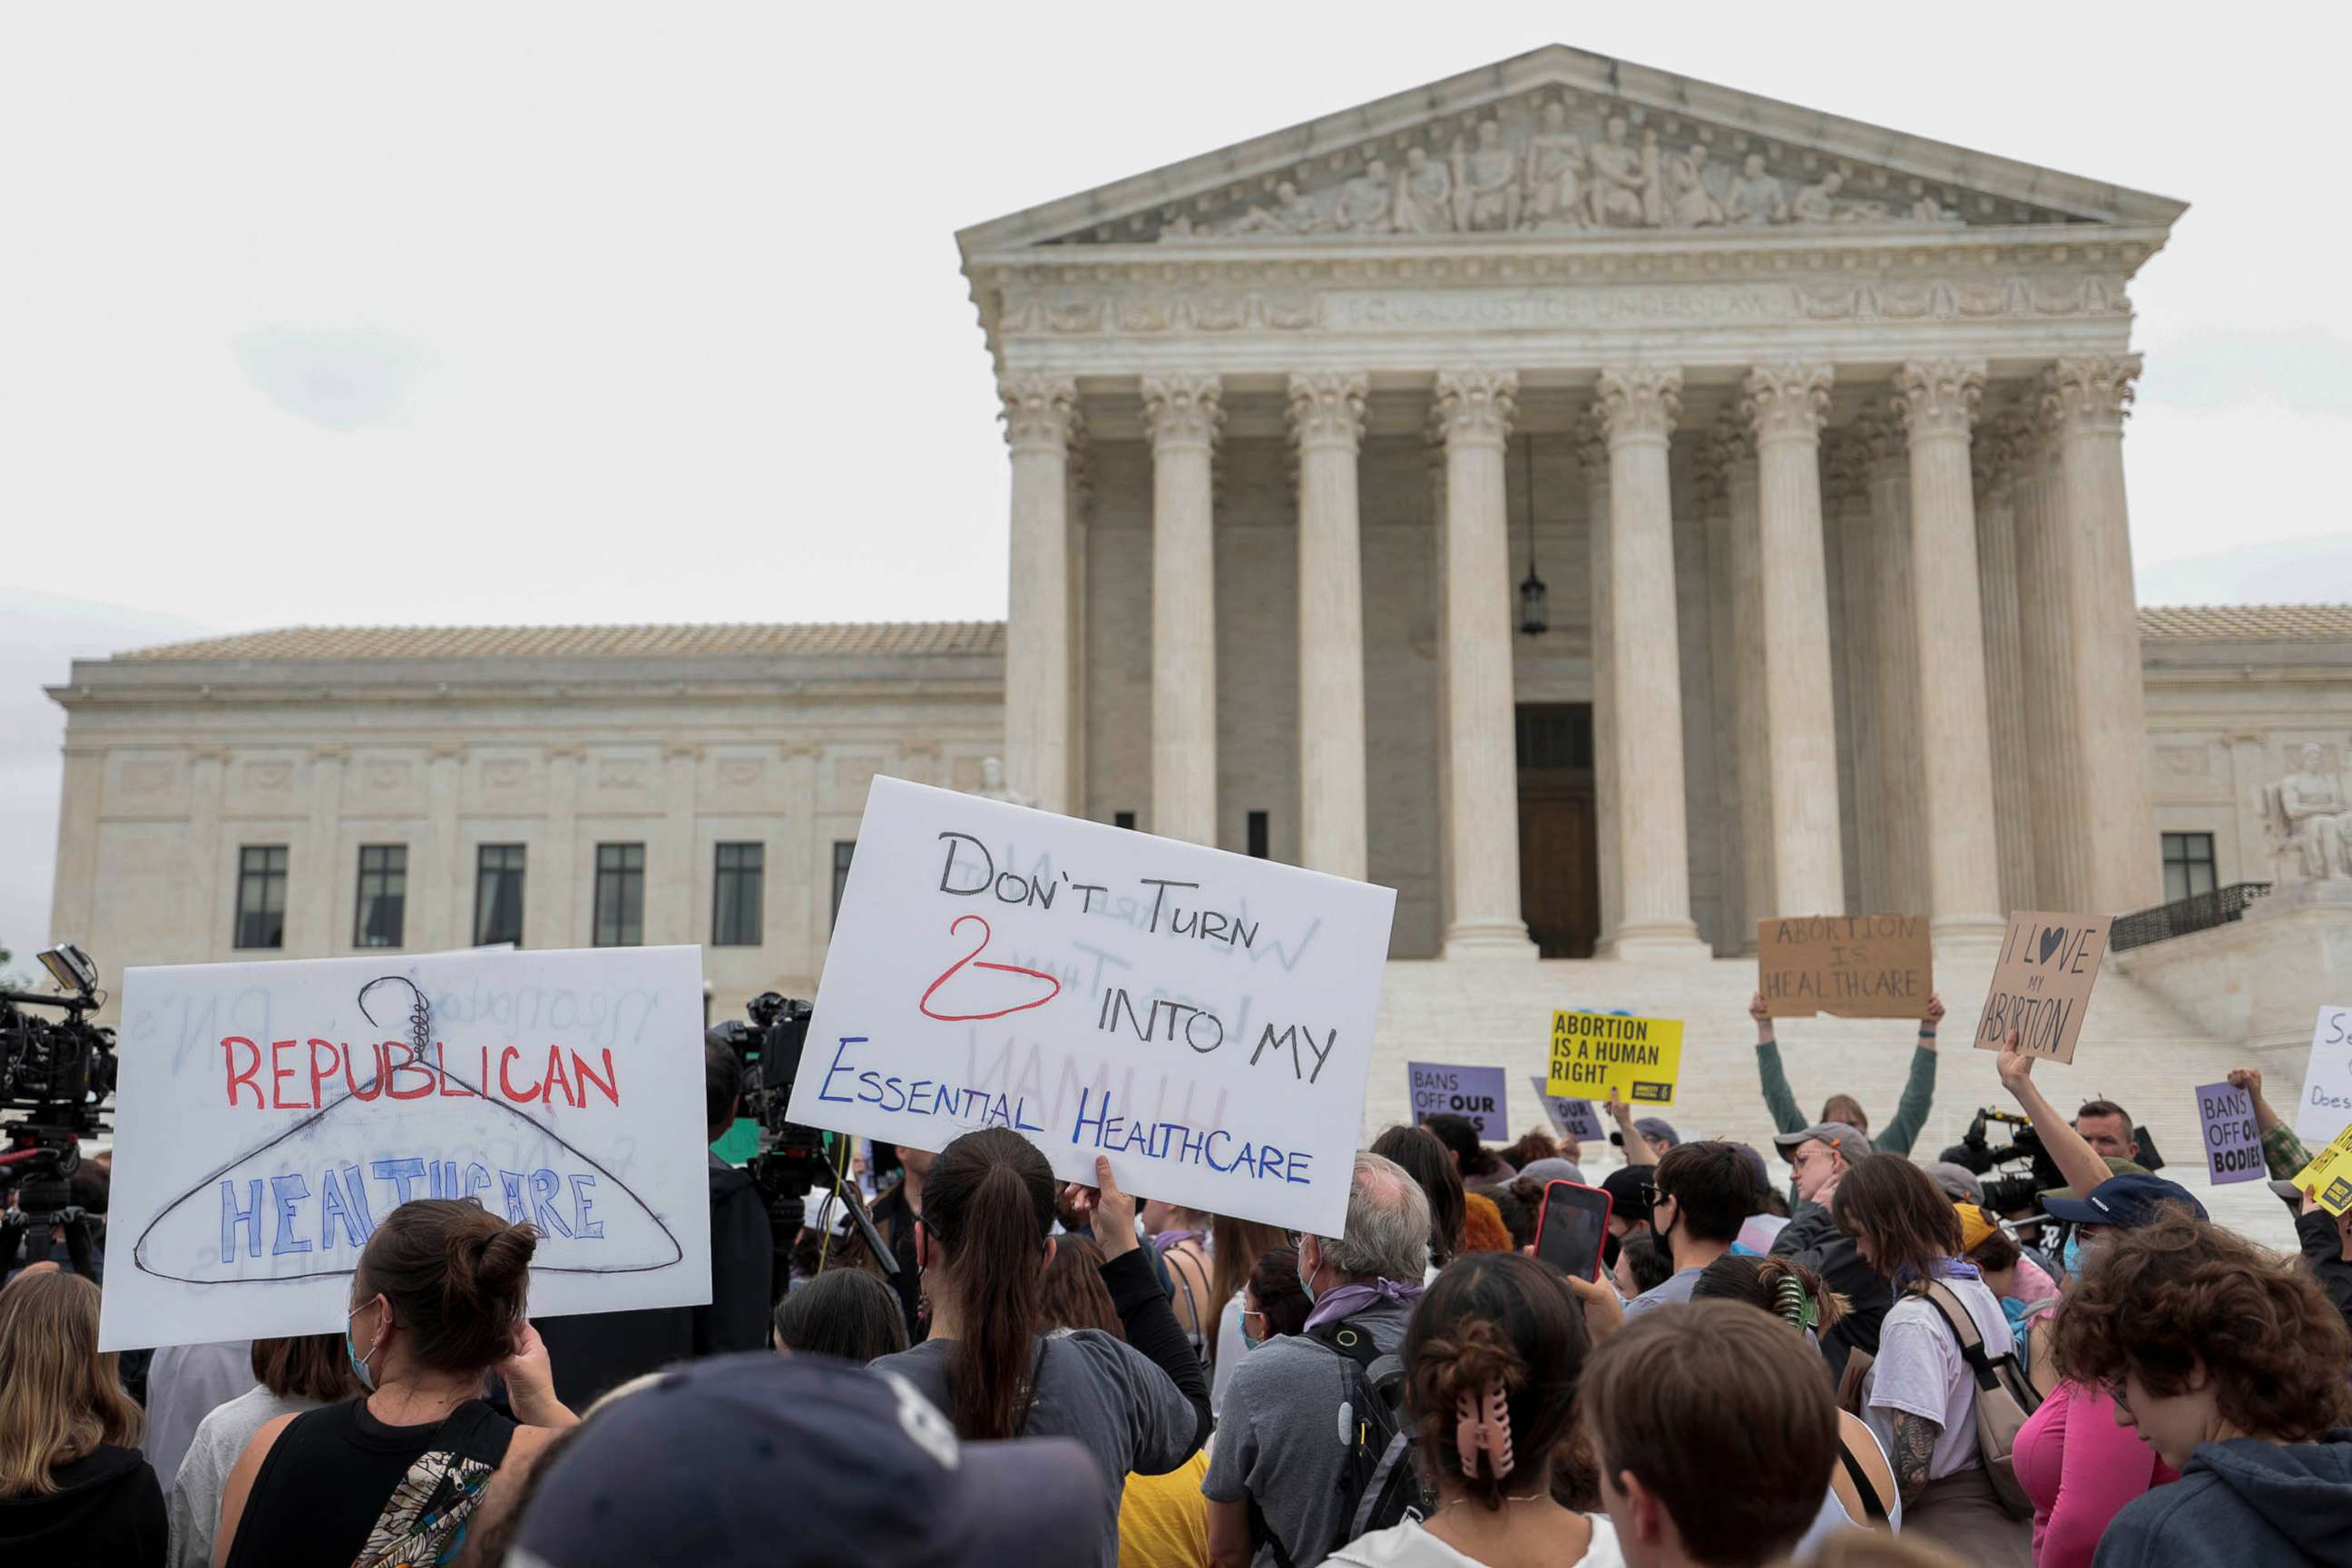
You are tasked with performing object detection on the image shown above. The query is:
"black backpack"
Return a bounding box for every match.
[1250,1314,1430,1567]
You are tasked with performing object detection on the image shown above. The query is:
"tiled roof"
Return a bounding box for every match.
[2135,605,2352,641]
[114,622,1006,662]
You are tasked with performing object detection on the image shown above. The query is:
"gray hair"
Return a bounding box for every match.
[1318,1151,1433,1283]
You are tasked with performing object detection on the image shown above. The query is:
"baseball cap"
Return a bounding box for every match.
[1771,1122,1876,1162]
[1600,1164,1657,1213]
[1727,1142,1771,1196]
[1520,1157,1588,1187]
[1609,1116,1680,1150]
[1955,1201,2002,1253]
[1921,1161,1984,1205]
[509,1352,1112,1568]
[2039,1172,2209,1229]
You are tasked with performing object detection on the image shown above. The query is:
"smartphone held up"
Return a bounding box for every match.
[1532,1179,1614,1282]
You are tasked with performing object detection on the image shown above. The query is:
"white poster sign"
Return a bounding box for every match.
[2298,1004,2352,1146]
[98,946,711,1352]
[786,779,1396,1236]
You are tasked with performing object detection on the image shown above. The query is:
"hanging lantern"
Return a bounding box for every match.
[1519,435,1549,635]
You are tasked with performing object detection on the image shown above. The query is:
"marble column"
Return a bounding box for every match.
[186,748,227,957]
[1862,410,1929,914]
[1427,437,1454,935]
[1143,375,1223,846]
[1745,363,1846,917]
[1695,439,1744,955]
[1433,369,1533,954]
[1827,439,1885,913]
[1896,360,2004,944]
[1000,374,1081,815]
[48,748,103,947]
[2012,418,2090,909]
[1289,372,1370,881]
[1578,418,1622,954]
[1596,366,1703,950]
[1720,413,1772,950]
[1975,414,2039,917]
[2047,355,2161,913]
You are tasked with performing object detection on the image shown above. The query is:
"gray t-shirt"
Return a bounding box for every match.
[164,1384,323,1568]
[1621,1265,1703,1319]
[1203,1299,1411,1568]
[874,1327,1195,1568]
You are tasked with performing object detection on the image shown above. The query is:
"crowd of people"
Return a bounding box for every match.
[5,1001,2352,1566]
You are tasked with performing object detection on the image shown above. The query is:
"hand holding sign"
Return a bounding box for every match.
[1757,916,1933,1020]
[1976,912,2112,1064]
[2193,1082,2263,1185]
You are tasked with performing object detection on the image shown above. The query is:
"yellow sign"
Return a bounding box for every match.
[2293,1123,2352,1216]
[1545,1013,1684,1106]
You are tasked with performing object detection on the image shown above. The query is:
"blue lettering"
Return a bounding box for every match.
[465,1163,494,1201]
[569,1173,604,1239]
[1204,1130,1236,1171]
[1015,1096,1044,1133]
[1287,1151,1314,1187]
[1073,1087,1112,1147]
[498,1170,529,1224]
[319,1165,371,1250]
[1255,1144,1288,1181]
[1178,1126,1209,1164]
[528,1169,574,1238]
[882,1074,909,1113]
[817,1036,865,1104]
[269,1173,313,1255]
[858,1070,886,1105]
[221,1177,264,1261]
[370,1157,428,1206]
[908,1079,938,1116]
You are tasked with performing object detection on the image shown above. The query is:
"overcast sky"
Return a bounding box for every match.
[3,4,2347,965]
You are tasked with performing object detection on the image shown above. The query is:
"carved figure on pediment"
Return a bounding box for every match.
[1725,153,1788,225]
[972,756,1032,808]
[2263,742,2352,882]
[1521,103,1585,229]
[1790,172,1888,225]
[1910,193,1963,224]
[1394,146,1455,234]
[1334,158,1393,232]
[1225,181,1325,236]
[1451,120,1520,232]
[1665,143,1724,227]
[1585,116,1659,228]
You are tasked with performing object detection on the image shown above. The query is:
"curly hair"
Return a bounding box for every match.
[1404,1252,1591,1512]
[2048,1209,2352,1440]
[1500,1130,1560,1171]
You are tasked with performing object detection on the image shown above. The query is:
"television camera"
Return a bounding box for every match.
[2,945,117,1278]
[707,992,896,1292]
[1945,1102,2164,1217]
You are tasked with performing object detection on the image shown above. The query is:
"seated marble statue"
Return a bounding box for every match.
[2272,742,2352,880]
[971,756,1033,808]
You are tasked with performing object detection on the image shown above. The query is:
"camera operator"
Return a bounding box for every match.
[869,1142,932,1339]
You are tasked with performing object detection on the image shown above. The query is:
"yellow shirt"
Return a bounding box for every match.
[1119,1450,1211,1568]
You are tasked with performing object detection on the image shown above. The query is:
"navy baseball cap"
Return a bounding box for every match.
[2040,1173,2209,1228]
[509,1353,1112,1568]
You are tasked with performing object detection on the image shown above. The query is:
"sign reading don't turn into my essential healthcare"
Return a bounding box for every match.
[786,779,1396,1237]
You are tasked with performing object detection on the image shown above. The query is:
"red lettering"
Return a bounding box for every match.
[542,1044,577,1109]
[307,1039,339,1108]
[435,1041,472,1098]
[573,1049,619,1108]
[223,1036,262,1108]
[386,1045,436,1101]
[345,1043,387,1102]
[270,1039,304,1109]
[498,1046,543,1102]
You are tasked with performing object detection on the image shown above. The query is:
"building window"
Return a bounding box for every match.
[831,840,857,930]
[1247,810,1270,859]
[594,843,645,947]
[1515,703,1595,770]
[475,844,526,947]
[2162,832,2219,903]
[1114,811,1136,830]
[353,846,407,947]
[234,845,289,950]
[713,842,764,946]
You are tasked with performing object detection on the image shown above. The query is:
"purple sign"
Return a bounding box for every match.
[2195,1080,2263,1185]
[1529,1075,1604,1141]
[1407,1063,1509,1142]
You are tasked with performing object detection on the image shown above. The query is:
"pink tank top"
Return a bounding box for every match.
[2013,1378,2180,1568]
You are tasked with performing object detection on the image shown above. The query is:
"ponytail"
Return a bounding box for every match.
[922,1128,1056,1441]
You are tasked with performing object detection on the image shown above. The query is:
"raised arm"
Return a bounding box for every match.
[1607,1087,1658,1168]
[2230,1066,2316,1180]
[1874,994,1945,1158]
[1994,1034,2113,1200]
[1750,991,1807,1135]
[1069,1159,1211,1458]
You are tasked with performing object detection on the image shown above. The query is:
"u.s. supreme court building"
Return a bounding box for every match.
[44,49,2352,1220]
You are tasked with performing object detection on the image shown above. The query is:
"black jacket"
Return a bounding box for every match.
[1770,1198,1891,1371]
[0,1444,164,1564]
[2296,1208,2352,1336]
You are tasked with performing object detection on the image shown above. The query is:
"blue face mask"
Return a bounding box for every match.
[346,1298,381,1392]
[2061,1230,2086,1277]
[1298,1240,1318,1304]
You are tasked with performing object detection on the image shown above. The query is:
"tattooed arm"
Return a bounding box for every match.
[1890,1411,1942,1509]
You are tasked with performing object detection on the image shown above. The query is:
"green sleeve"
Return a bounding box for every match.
[2266,1122,2316,1181]
[1874,1044,1940,1157]
[1755,1039,1807,1135]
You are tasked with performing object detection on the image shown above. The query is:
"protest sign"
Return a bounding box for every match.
[2193,1081,2263,1185]
[1407,1063,1507,1141]
[98,946,710,1352]
[2296,1005,2352,1146]
[1545,1013,1683,1106]
[783,778,1396,1237]
[1530,1075,1604,1142]
[1974,912,2111,1064]
[2293,1123,2352,1216]
[1757,915,1932,1020]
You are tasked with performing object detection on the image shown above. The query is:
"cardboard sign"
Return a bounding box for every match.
[1545,1013,1683,1106]
[2193,1081,2263,1185]
[1407,1063,1508,1141]
[784,779,1396,1238]
[2293,1123,2352,1216]
[1530,1075,1604,1142]
[98,946,711,1352]
[1757,915,1932,1020]
[2296,1005,2352,1146]
[1974,912,2112,1064]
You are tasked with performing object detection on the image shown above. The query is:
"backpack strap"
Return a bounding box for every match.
[1836,1434,1890,1522]
[1921,1279,2005,1391]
